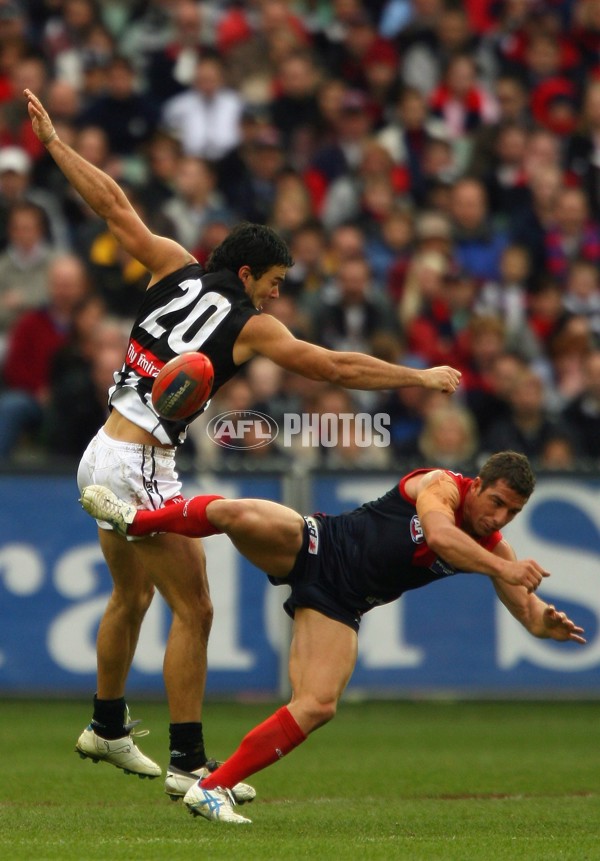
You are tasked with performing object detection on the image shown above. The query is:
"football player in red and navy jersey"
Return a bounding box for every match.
[81,451,585,824]
[25,88,461,804]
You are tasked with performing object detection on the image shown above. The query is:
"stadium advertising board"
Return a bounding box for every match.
[0,473,598,696]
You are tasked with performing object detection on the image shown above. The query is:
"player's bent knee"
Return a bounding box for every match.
[172,592,214,630]
[296,698,338,732]
[212,499,259,533]
[112,583,155,619]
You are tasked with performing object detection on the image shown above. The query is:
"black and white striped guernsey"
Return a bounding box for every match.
[109,262,259,445]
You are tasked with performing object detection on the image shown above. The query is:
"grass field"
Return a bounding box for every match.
[1,699,599,861]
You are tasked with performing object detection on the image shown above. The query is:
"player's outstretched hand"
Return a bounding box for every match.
[497,558,550,593]
[542,604,586,644]
[24,88,57,145]
[421,366,462,393]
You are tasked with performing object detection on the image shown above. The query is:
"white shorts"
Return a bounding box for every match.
[77,428,183,532]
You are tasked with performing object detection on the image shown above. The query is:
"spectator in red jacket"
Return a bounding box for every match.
[0,253,89,458]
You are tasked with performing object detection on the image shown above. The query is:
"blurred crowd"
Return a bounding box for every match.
[2,0,600,474]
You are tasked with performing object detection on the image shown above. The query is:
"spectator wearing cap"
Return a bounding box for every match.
[161,53,244,160]
[0,146,70,249]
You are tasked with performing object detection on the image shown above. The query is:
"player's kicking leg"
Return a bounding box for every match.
[80,486,305,579]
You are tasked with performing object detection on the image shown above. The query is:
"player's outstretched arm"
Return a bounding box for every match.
[492,543,586,643]
[235,314,461,392]
[24,89,192,282]
[415,472,549,593]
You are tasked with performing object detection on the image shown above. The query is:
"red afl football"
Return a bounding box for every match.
[151,352,214,421]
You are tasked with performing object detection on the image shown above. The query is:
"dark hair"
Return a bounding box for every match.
[205,222,294,279]
[478,451,535,498]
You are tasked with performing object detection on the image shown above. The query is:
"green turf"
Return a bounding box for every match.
[1,700,599,860]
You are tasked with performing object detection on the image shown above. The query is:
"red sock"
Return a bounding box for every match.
[128,495,224,537]
[201,706,307,790]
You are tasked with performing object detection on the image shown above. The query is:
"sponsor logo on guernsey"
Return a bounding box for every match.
[410,514,425,544]
[305,516,319,555]
[126,338,164,378]
[429,557,457,578]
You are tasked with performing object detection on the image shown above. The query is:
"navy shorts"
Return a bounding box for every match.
[268,515,363,633]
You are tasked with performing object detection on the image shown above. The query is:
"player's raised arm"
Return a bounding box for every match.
[24,88,192,283]
[234,313,461,393]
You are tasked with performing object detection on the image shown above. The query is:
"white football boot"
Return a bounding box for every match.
[80,485,136,536]
[184,783,252,824]
[75,713,161,778]
[165,762,256,804]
